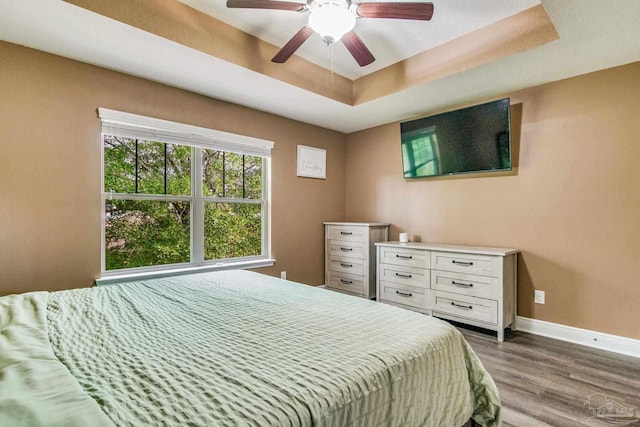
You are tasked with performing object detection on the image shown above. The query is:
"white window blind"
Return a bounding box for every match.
[98,108,274,157]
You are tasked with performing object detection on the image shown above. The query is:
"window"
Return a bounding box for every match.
[401,127,440,178]
[99,109,274,277]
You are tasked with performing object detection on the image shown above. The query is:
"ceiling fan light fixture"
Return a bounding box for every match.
[231,0,434,67]
[308,4,356,44]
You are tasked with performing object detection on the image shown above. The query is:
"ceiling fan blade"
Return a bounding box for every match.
[226,0,305,11]
[356,2,434,20]
[341,31,375,67]
[272,26,314,63]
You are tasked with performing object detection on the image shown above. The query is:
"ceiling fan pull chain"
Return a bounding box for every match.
[330,44,335,83]
[325,42,335,83]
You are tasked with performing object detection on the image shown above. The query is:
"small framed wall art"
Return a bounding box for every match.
[297,145,326,179]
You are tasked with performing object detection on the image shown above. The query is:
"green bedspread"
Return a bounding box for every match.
[1,270,500,426]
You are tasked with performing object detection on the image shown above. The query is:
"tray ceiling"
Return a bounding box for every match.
[1,1,639,133]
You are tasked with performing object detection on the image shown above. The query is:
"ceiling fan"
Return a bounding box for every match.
[226,0,434,67]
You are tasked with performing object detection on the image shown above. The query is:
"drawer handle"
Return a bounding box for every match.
[396,290,412,297]
[452,260,474,266]
[395,273,412,279]
[340,231,353,235]
[451,302,473,310]
[396,254,413,260]
[340,279,353,285]
[340,247,353,252]
[452,280,473,288]
[340,263,353,268]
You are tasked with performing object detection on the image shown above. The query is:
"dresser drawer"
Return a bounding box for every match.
[431,251,500,277]
[327,226,367,243]
[431,270,499,300]
[378,246,430,269]
[328,241,366,260]
[379,263,429,289]
[432,291,498,324]
[379,281,430,310]
[326,271,365,295]
[328,258,365,276]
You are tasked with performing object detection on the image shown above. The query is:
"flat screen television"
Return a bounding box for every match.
[400,98,511,178]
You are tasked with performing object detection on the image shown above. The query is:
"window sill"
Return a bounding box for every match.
[95,258,276,286]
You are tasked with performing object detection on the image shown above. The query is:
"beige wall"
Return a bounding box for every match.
[2,38,638,341]
[0,41,345,295]
[345,62,640,340]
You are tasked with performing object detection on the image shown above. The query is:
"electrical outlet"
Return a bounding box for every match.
[534,290,545,304]
[280,271,286,280]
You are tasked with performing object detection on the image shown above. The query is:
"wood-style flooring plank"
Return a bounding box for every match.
[458,325,640,427]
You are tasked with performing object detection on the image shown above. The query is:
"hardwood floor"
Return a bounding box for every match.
[458,325,640,427]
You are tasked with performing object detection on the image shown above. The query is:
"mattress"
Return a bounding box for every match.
[0,270,500,426]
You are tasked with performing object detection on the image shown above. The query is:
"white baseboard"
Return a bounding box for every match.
[515,316,640,359]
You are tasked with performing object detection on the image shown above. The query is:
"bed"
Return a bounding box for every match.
[0,270,500,426]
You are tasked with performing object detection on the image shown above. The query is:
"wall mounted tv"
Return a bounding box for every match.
[400,98,511,178]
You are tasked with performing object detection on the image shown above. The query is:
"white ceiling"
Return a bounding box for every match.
[180,0,540,79]
[1,1,639,133]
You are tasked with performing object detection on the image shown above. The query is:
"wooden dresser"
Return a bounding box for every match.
[324,222,389,299]
[376,242,518,341]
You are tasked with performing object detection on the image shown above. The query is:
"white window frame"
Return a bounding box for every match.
[97,108,274,285]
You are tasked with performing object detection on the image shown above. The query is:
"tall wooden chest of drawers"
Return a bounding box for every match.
[324,222,389,299]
